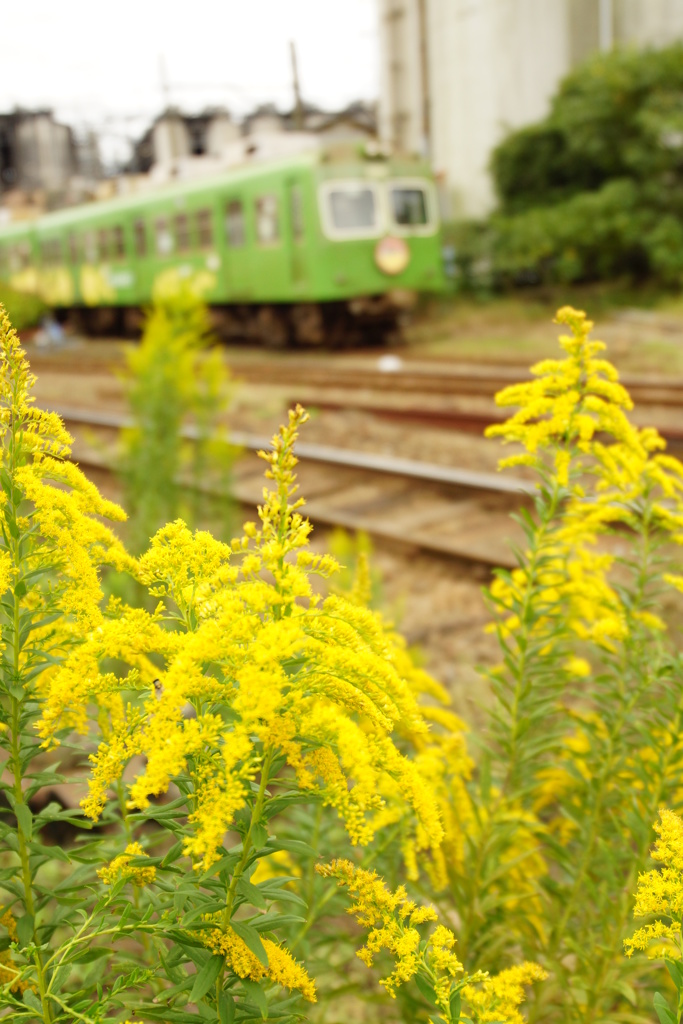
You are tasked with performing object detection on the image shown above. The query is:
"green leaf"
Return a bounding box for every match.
[414,973,437,1005]
[16,913,33,948]
[665,958,683,991]
[251,913,305,933]
[265,838,315,858]
[161,840,185,868]
[219,992,235,1024]
[23,989,42,1012]
[450,990,462,1019]
[251,822,268,848]
[72,947,110,965]
[14,803,32,841]
[237,878,267,909]
[242,979,268,1018]
[190,953,224,1004]
[231,921,269,967]
[654,992,677,1024]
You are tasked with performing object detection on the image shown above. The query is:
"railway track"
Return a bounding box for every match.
[25,343,683,438]
[56,404,531,571]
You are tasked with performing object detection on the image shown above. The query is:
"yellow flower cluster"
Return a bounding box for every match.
[625,808,683,958]
[202,921,316,1002]
[0,307,135,680]
[0,910,27,993]
[97,842,156,886]
[486,306,683,652]
[316,858,439,997]
[463,962,548,1024]
[318,859,545,1021]
[39,405,445,871]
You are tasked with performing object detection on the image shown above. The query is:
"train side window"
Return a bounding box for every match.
[155,217,173,256]
[225,201,245,248]
[97,228,109,262]
[255,195,279,246]
[10,243,30,272]
[41,238,62,266]
[290,185,304,242]
[133,219,147,257]
[112,225,125,259]
[68,232,79,264]
[196,208,214,249]
[175,213,190,253]
[84,231,97,264]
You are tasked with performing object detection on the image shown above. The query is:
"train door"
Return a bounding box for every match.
[223,196,251,299]
[287,179,308,294]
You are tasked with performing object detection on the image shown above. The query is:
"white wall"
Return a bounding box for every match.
[378,0,683,220]
[425,0,570,217]
[616,0,683,47]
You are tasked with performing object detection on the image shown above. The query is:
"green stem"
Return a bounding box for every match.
[9,584,52,1021]
[215,748,274,1000]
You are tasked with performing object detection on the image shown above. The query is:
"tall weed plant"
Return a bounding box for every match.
[118,280,236,554]
[0,305,532,1022]
[0,300,681,1023]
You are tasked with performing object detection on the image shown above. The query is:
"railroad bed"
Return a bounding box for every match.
[24,341,683,439]
[59,405,531,571]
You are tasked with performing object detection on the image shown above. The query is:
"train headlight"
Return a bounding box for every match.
[374,236,410,276]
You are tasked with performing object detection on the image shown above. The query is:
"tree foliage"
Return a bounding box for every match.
[465,44,683,287]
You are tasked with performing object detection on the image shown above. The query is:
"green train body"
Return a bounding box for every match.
[0,145,448,345]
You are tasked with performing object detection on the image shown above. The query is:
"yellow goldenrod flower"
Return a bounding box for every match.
[202,922,316,1001]
[463,962,548,1024]
[625,808,683,958]
[97,842,156,886]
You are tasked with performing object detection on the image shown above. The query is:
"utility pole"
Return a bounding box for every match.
[290,41,304,131]
[417,0,431,159]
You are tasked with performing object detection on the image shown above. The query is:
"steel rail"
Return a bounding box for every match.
[53,403,535,498]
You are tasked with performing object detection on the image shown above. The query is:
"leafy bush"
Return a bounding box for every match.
[459,44,683,287]
[0,285,47,331]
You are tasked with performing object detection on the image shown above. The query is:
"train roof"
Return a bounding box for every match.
[0,146,432,238]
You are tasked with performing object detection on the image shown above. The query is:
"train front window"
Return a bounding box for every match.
[327,186,377,234]
[390,187,428,226]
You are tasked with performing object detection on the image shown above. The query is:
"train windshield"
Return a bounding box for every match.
[390,187,428,226]
[327,186,378,233]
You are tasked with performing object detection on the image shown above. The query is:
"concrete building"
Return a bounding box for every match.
[0,109,102,214]
[378,0,683,218]
[127,102,378,185]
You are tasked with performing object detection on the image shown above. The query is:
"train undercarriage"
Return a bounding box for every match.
[61,291,416,348]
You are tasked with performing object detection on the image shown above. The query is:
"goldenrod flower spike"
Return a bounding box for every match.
[317,859,545,1022]
[36,394,445,873]
[625,809,683,958]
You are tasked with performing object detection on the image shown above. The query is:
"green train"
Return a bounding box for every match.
[0,144,447,346]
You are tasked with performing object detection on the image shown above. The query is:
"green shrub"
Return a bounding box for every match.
[0,285,47,331]
[459,43,683,288]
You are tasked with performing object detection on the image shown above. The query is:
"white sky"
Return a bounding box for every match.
[0,0,379,166]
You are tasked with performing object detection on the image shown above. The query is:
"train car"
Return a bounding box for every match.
[0,144,448,346]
